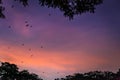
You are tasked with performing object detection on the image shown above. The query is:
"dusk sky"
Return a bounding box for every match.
[0,0,120,80]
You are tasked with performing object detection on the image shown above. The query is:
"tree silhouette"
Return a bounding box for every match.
[0,62,43,80]
[116,69,120,80]
[0,62,120,80]
[103,71,115,80]
[55,70,119,80]
[18,70,42,80]
[117,69,120,76]
[0,2,5,18]
[0,0,103,19]
[0,62,19,80]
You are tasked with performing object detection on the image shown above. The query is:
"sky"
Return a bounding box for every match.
[0,0,120,80]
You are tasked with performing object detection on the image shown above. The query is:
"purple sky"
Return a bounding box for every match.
[0,0,120,80]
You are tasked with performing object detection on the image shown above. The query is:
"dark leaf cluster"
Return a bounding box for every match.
[39,0,103,19]
[0,62,120,80]
[55,70,120,80]
[0,62,43,80]
[0,0,103,20]
[0,0,5,18]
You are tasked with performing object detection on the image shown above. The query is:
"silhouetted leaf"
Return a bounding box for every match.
[0,0,103,20]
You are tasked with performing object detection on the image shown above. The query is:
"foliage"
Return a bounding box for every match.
[0,0,103,19]
[0,62,120,80]
[55,70,120,80]
[0,62,43,80]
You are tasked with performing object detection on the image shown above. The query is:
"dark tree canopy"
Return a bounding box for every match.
[0,62,120,80]
[55,70,120,80]
[0,62,43,80]
[0,62,19,80]
[0,0,103,19]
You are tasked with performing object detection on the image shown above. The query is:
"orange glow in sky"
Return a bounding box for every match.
[0,0,120,80]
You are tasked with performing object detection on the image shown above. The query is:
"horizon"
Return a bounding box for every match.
[0,0,120,80]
